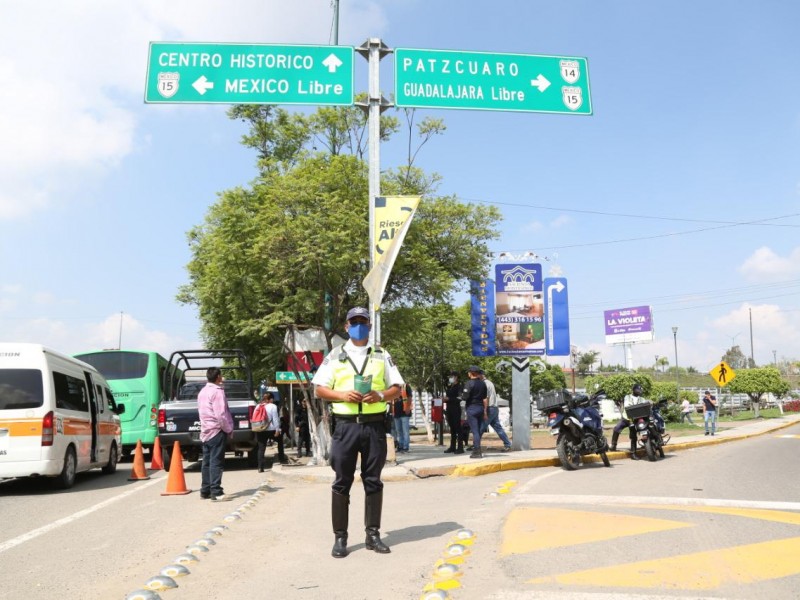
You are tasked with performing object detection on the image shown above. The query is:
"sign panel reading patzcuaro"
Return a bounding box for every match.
[495,263,544,356]
[394,48,591,114]
[145,43,354,105]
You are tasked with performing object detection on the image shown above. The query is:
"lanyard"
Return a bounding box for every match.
[340,347,373,415]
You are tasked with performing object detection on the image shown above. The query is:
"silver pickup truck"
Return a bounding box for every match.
[157,349,258,469]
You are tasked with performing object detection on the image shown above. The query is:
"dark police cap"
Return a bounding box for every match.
[346,307,370,322]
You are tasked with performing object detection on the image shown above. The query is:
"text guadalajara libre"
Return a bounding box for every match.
[400,56,527,102]
[157,51,346,96]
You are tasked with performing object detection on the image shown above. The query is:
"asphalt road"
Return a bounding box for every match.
[1,423,798,600]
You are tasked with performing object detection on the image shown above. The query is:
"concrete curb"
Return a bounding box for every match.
[448,414,800,477]
[266,415,800,482]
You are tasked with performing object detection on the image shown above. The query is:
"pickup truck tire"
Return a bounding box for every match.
[162,445,171,472]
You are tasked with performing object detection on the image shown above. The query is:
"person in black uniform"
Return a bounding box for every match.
[311,307,404,558]
[462,365,488,459]
[443,371,464,454]
[294,399,312,458]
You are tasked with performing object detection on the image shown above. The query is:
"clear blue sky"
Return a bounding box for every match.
[1,0,799,374]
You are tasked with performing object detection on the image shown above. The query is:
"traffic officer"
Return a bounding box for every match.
[610,383,645,460]
[311,307,404,558]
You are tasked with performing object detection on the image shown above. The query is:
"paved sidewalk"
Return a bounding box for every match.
[269,413,800,483]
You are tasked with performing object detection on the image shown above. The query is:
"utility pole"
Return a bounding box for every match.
[332,0,340,45]
[749,308,755,366]
[118,311,123,350]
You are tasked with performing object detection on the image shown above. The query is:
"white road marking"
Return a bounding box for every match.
[0,476,163,555]
[513,493,800,511]
[517,470,562,494]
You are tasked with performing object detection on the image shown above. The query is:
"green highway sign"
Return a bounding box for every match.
[145,42,354,105]
[275,371,312,383]
[395,48,591,115]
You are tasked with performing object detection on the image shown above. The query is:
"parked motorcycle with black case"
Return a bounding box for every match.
[627,399,670,461]
[538,389,611,471]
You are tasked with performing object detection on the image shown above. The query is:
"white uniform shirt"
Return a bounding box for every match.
[622,393,648,419]
[265,403,280,432]
[311,340,404,390]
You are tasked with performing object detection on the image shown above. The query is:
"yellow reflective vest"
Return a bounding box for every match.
[330,346,388,415]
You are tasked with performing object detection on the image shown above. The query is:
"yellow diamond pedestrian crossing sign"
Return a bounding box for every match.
[710,361,735,385]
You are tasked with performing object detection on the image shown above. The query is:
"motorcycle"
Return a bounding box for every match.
[538,389,611,471]
[627,398,670,461]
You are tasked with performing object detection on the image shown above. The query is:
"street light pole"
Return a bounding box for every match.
[672,327,679,402]
[436,320,449,447]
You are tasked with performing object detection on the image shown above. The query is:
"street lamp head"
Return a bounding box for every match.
[672,326,678,335]
[436,320,449,329]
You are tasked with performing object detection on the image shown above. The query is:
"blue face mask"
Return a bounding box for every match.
[348,322,369,341]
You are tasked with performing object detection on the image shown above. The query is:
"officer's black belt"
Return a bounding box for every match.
[333,413,385,423]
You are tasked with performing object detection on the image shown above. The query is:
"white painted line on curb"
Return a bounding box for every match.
[0,476,164,555]
[517,470,562,495]
[512,493,800,512]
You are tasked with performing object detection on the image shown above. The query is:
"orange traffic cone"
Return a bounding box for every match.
[162,441,191,496]
[150,438,164,471]
[128,439,150,481]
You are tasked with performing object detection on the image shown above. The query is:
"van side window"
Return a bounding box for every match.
[96,384,105,413]
[53,371,88,412]
[105,387,115,412]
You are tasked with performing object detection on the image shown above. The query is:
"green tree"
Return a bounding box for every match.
[655,356,669,372]
[178,105,501,462]
[575,350,599,376]
[726,367,791,418]
[584,373,652,404]
[721,345,749,370]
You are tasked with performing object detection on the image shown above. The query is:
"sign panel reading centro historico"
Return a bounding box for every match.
[145,42,354,105]
[394,48,591,114]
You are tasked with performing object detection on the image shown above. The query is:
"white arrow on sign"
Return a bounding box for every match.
[192,75,214,95]
[546,280,565,350]
[530,74,551,92]
[322,53,343,73]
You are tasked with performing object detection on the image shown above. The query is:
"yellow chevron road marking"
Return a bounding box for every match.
[501,507,692,556]
[528,535,800,590]
[639,504,800,526]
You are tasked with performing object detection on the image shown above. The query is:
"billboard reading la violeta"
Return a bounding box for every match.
[604,305,653,345]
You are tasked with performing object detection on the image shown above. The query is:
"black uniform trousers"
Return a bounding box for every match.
[330,418,387,496]
[445,406,462,449]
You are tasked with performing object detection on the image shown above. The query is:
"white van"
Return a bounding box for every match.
[0,343,124,489]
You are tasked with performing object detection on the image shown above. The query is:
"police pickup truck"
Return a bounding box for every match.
[157,349,258,468]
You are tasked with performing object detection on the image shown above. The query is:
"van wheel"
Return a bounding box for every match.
[54,447,77,489]
[102,443,118,475]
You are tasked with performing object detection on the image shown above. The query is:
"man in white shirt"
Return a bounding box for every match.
[480,370,511,451]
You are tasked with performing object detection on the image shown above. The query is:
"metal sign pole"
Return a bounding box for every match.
[357,38,392,347]
[511,357,531,451]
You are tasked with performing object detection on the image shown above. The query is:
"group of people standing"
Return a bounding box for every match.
[443,366,512,459]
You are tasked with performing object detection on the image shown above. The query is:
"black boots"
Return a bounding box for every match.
[365,491,391,554]
[630,439,640,460]
[331,491,349,558]
[610,430,620,451]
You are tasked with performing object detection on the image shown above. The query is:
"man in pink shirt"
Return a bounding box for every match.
[198,367,233,501]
